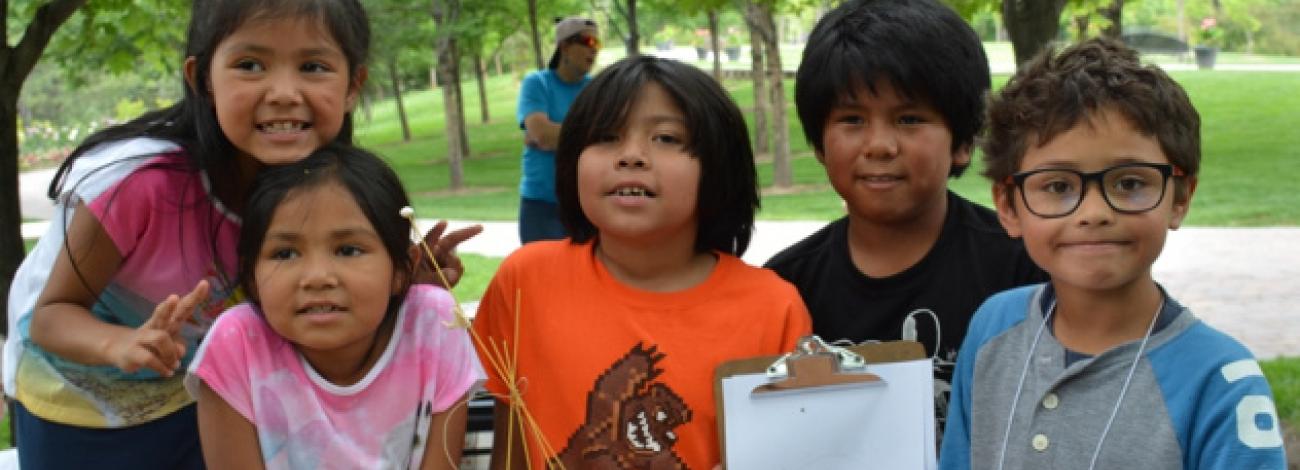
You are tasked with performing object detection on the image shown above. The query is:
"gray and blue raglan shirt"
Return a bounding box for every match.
[939,284,1286,469]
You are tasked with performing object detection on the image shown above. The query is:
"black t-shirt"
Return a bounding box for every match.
[765,192,1047,429]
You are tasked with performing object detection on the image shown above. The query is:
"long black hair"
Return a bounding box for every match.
[554,56,759,256]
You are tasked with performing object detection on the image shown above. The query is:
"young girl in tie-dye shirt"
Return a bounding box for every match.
[186,144,483,469]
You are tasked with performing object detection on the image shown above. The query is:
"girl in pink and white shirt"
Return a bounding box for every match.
[187,144,483,469]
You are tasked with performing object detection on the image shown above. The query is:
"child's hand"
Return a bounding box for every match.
[410,221,482,288]
[104,280,209,376]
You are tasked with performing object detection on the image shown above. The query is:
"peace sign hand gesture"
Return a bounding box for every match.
[103,280,210,377]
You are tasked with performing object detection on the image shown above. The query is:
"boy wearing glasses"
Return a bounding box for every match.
[940,38,1285,469]
[517,17,601,243]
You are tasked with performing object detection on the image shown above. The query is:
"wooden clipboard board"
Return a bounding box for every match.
[714,337,928,467]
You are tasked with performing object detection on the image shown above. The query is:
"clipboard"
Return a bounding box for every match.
[715,336,934,469]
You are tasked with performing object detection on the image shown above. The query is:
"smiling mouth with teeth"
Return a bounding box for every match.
[258,121,312,133]
[611,187,656,197]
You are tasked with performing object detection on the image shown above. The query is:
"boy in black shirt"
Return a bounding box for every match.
[764,0,1045,428]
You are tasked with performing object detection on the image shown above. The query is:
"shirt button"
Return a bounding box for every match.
[1032,434,1050,451]
[1042,393,1060,410]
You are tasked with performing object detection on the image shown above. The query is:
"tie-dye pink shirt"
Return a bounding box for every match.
[187,285,484,469]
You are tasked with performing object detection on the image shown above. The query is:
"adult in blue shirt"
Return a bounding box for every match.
[517,17,600,243]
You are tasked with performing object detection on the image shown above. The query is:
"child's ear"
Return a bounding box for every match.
[390,265,409,296]
[1168,175,1198,230]
[992,183,1023,238]
[346,65,369,111]
[183,57,203,94]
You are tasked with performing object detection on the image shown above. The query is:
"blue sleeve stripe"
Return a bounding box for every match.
[1148,320,1286,469]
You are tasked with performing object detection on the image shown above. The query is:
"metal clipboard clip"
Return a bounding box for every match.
[754,335,883,395]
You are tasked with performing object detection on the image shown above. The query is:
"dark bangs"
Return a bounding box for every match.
[556,56,758,256]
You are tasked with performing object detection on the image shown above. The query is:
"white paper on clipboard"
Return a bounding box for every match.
[720,358,936,469]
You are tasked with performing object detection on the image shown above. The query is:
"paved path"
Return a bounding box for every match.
[18,167,56,221]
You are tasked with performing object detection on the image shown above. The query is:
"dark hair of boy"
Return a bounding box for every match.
[554,56,760,256]
[237,142,413,323]
[794,0,989,177]
[770,0,1043,350]
[49,0,370,204]
[765,0,1047,438]
[983,37,1200,202]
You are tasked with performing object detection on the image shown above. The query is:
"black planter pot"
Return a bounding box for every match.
[1194,45,1218,70]
[724,46,741,62]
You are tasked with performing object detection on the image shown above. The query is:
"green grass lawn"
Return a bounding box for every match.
[1265,357,1300,426]
[356,70,1300,226]
[450,253,501,306]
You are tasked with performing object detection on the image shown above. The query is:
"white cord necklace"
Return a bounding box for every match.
[995,294,1163,470]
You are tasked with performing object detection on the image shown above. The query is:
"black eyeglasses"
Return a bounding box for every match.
[1006,162,1185,218]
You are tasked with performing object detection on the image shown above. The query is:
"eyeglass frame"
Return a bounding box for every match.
[1003,162,1186,218]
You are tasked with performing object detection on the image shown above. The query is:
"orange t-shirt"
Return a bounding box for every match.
[472,240,811,470]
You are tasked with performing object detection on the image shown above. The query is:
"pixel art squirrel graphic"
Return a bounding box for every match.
[552,343,692,469]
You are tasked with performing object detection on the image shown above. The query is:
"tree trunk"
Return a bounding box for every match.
[1100,0,1123,39]
[748,24,769,155]
[0,0,89,333]
[526,0,543,70]
[707,10,722,82]
[0,92,24,338]
[389,58,411,142]
[1002,0,1068,68]
[1073,14,1089,40]
[474,53,490,123]
[624,0,641,57]
[749,3,792,188]
[456,75,470,158]
[432,0,466,188]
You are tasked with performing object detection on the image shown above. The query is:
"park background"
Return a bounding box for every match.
[3,0,1299,464]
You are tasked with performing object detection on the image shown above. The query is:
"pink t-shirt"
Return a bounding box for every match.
[12,148,243,427]
[187,285,484,469]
